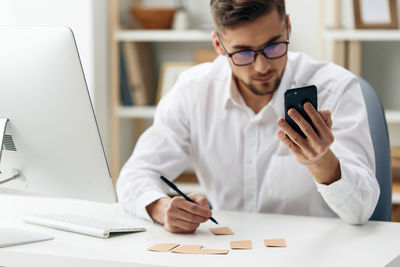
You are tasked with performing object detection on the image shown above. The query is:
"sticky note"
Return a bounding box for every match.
[198,249,229,254]
[172,245,203,254]
[264,238,287,247]
[209,226,234,235]
[230,240,252,249]
[148,243,180,252]
[172,245,229,254]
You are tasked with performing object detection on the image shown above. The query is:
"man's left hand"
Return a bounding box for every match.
[276,102,341,185]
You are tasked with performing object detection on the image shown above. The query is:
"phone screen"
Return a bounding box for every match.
[284,85,318,138]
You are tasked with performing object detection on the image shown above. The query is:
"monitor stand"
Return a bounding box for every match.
[0,117,54,247]
[0,228,53,248]
[0,118,21,185]
[0,117,8,164]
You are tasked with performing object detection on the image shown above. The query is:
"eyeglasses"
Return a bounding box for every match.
[217,26,290,66]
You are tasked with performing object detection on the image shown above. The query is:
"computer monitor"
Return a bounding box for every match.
[0,26,116,246]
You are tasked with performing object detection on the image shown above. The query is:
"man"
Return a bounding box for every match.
[117,0,379,234]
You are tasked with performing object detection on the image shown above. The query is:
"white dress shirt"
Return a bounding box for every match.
[117,52,380,224]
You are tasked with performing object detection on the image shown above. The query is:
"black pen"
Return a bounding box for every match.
[160,175,219,225]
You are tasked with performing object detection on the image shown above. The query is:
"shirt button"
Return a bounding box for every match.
[246,159,253,164]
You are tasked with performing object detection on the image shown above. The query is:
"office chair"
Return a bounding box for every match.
[358,77,392,221]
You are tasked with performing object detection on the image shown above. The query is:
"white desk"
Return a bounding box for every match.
[1,189,400,267]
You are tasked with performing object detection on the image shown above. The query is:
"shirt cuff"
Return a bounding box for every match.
[136,190,169,222]
[314,161,356,206]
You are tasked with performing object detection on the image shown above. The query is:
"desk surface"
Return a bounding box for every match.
[1,189,400,267]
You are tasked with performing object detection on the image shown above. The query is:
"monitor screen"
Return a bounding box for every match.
[0,26,115,203]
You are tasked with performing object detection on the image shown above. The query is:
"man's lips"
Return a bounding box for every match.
[254,75,273,83]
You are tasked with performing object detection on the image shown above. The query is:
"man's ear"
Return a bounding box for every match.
[286,14,292,37]
[212,31,226,56]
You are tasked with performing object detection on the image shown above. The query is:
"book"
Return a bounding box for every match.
[122,42,156,105]
[119,44,133,106]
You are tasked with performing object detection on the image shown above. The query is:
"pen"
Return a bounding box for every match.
[160,175,219,225]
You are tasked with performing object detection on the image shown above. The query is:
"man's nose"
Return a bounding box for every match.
[253,52,271,74]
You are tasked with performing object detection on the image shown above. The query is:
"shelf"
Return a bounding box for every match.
[116,106,156,119]
[386,110,400,124]
[325,29,400,41]
[393,193,400,205]
[115,29,213,42]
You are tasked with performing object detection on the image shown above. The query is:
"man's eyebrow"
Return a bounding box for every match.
[232,34,282,50]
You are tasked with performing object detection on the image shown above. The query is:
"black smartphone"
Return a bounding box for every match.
[284,85,318,138]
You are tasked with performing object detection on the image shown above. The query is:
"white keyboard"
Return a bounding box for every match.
[23,214,146,239]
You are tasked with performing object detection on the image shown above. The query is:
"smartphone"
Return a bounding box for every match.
[284,85,318,138]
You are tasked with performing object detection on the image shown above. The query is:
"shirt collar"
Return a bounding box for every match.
[221,58,246,109]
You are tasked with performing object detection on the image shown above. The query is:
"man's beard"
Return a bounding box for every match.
[239,75,282,96]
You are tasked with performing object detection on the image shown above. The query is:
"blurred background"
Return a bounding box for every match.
[1,0,400,220]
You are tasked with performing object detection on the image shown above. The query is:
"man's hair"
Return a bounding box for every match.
[210,0,286,30]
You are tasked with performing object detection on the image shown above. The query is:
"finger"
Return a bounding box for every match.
[169,226,196,234]
[171,197,211,220]
[303,103,331,137]
[278,117,311,152]
[188,193,210,208]
[175,207,210,224]
[276,130,303,157]
[287,108,319,141]
[165,218,199,233]
[171,218,199,232]
[304,103,334,145]
[164,204,206,229]
[165,201,202,227]
[318,110,332,129]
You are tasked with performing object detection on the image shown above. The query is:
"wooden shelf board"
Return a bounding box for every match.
[325,29,400,41]
[116,106,156,119]
[386,110,400,124]
[115,30,213,42]
[393,182,400,204]
[393,195,400,205]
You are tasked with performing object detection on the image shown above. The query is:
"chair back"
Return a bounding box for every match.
[358,77,392,221]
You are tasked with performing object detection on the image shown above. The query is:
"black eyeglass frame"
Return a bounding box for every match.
[217,25,290,66]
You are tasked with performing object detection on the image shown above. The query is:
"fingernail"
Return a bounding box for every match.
[304,102,312,110]
[289,109,296,116]
[278,118,285,126]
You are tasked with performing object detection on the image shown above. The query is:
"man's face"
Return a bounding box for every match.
[214,10,290,97]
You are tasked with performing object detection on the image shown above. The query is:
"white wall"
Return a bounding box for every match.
[286,0,323,60]
[0,0,110,154]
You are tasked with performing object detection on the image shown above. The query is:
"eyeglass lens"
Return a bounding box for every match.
[232,42,287,65]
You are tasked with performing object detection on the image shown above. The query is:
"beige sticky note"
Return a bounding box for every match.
[198,249,229,254]
[230,240,252,249]
[209,226,234,235]
[264,238,287,247]
[172,245,229,255]
[172,245,203,254]
[148,243,180,252]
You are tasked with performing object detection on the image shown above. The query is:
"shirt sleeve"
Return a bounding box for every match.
[314,76,380,224]
[116,75,192,221]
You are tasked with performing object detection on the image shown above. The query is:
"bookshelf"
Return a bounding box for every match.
[324,27,400,207]
[115,29,212,42]
[109,0,214,182]
[323,29,400,118]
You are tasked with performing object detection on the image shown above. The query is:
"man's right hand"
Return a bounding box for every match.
[146,193,212,233]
